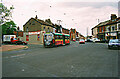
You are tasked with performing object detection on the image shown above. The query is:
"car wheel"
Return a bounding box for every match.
[108,46,111,49]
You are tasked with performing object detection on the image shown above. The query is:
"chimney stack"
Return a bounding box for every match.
[111,14,117,20]
[35,15,38,19]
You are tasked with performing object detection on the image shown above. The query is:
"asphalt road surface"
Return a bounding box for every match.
[2,42,119,77]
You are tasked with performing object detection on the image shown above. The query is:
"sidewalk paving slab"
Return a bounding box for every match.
[0,45,28,52]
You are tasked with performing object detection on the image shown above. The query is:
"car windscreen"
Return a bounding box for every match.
[80,39,84,41]
[45,34,52,41]
[109,39,119,43]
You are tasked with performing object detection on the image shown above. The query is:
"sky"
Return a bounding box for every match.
[2,0,119,36]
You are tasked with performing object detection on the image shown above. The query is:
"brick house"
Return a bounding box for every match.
[70,28,76,41]
[92,14,120,41]
[22,15,55,44]
[23,15,54,33]
[62,28,70,34]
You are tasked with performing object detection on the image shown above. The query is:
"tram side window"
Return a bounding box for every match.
[57,36,59,39]
[58,35,61,39]
[68,36,69,39]
[60,35,62,39]
[65,36,67,39]
[55,35,57,39]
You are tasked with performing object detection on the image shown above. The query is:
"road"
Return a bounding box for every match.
[2,42,119,77]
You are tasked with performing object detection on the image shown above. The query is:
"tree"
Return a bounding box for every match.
[2,20,17,35]
[0,3,14,25]
[0,3,16,35]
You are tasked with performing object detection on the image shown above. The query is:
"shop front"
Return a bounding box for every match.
[97,33,105,40]
[23,31,45,44]
[105,32,117,40]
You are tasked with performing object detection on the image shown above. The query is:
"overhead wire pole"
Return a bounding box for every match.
[87,27,88,38]
[57,20,62,25]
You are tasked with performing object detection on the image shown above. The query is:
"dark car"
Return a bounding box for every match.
[100,39,109,43]
[86,39,92,42]
[108,39,120,49]
[16,41,27,45]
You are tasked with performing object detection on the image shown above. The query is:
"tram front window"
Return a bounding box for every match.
[48,35,52,41]
[45,34,52,41]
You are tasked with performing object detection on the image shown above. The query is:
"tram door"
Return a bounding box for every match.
[63,35,65,45]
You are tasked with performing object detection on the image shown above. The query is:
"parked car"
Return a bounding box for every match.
[92,38,100,43]
[73,39,76,42]
[16,41,27,45]
[11,38,19,44]
[86,39,92,42]
[79,39,85,44]
[100,39,108,43]
[108,39,120,49]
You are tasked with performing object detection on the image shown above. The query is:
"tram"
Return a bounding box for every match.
[44,33,70,47]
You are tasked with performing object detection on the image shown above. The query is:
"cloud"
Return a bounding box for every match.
[3,1,118,36]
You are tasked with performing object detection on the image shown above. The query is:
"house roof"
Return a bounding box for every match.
[97,20,110,27]
[23,18,55,28]
[62,27,70,31]
[91,16,120,30]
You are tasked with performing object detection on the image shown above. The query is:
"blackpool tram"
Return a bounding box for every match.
[43,33,70,47]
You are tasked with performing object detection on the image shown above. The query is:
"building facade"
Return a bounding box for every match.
[70,28,76,41]
[92,14,120,41]
[23,16,54,33]
[62,28,70,34]
[91,26,98,38]
[22,15,55,44]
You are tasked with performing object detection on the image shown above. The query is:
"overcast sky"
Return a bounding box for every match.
[2,0,119,36]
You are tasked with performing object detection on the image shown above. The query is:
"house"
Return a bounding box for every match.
[91,24,99,38]
[22,15,55,44]
[62,28,70,34]
[97,20,110,40]
[70,28,76,41]
[117,18,120,39]
[92,14,120,41]
[23,15,54,33]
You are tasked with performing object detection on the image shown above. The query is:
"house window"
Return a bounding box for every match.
[44,27,45,31]
[32,21,35,25]
[118,24,120,30]
[111,26,115,31]
[98,28,99,33]
[26,27,28,32]
[106,26,110,32]
[48,27,50,32]
[102,27,103,32]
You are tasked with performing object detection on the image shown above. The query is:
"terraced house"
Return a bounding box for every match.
[92,14,120,41]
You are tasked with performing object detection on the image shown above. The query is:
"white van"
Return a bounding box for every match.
[92,38,100,43]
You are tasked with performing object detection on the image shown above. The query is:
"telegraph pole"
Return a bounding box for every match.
[98,19,100,24]
[87,27,88,38]
[57,20,62,25]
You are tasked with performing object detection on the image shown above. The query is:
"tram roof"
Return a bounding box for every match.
[54,33,70,36]
[54,33,63,35]
[45,32,70,36]
[64,34,70,36]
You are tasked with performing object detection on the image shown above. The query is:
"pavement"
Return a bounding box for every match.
[0,45,28,52]
[28,43,43,45]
